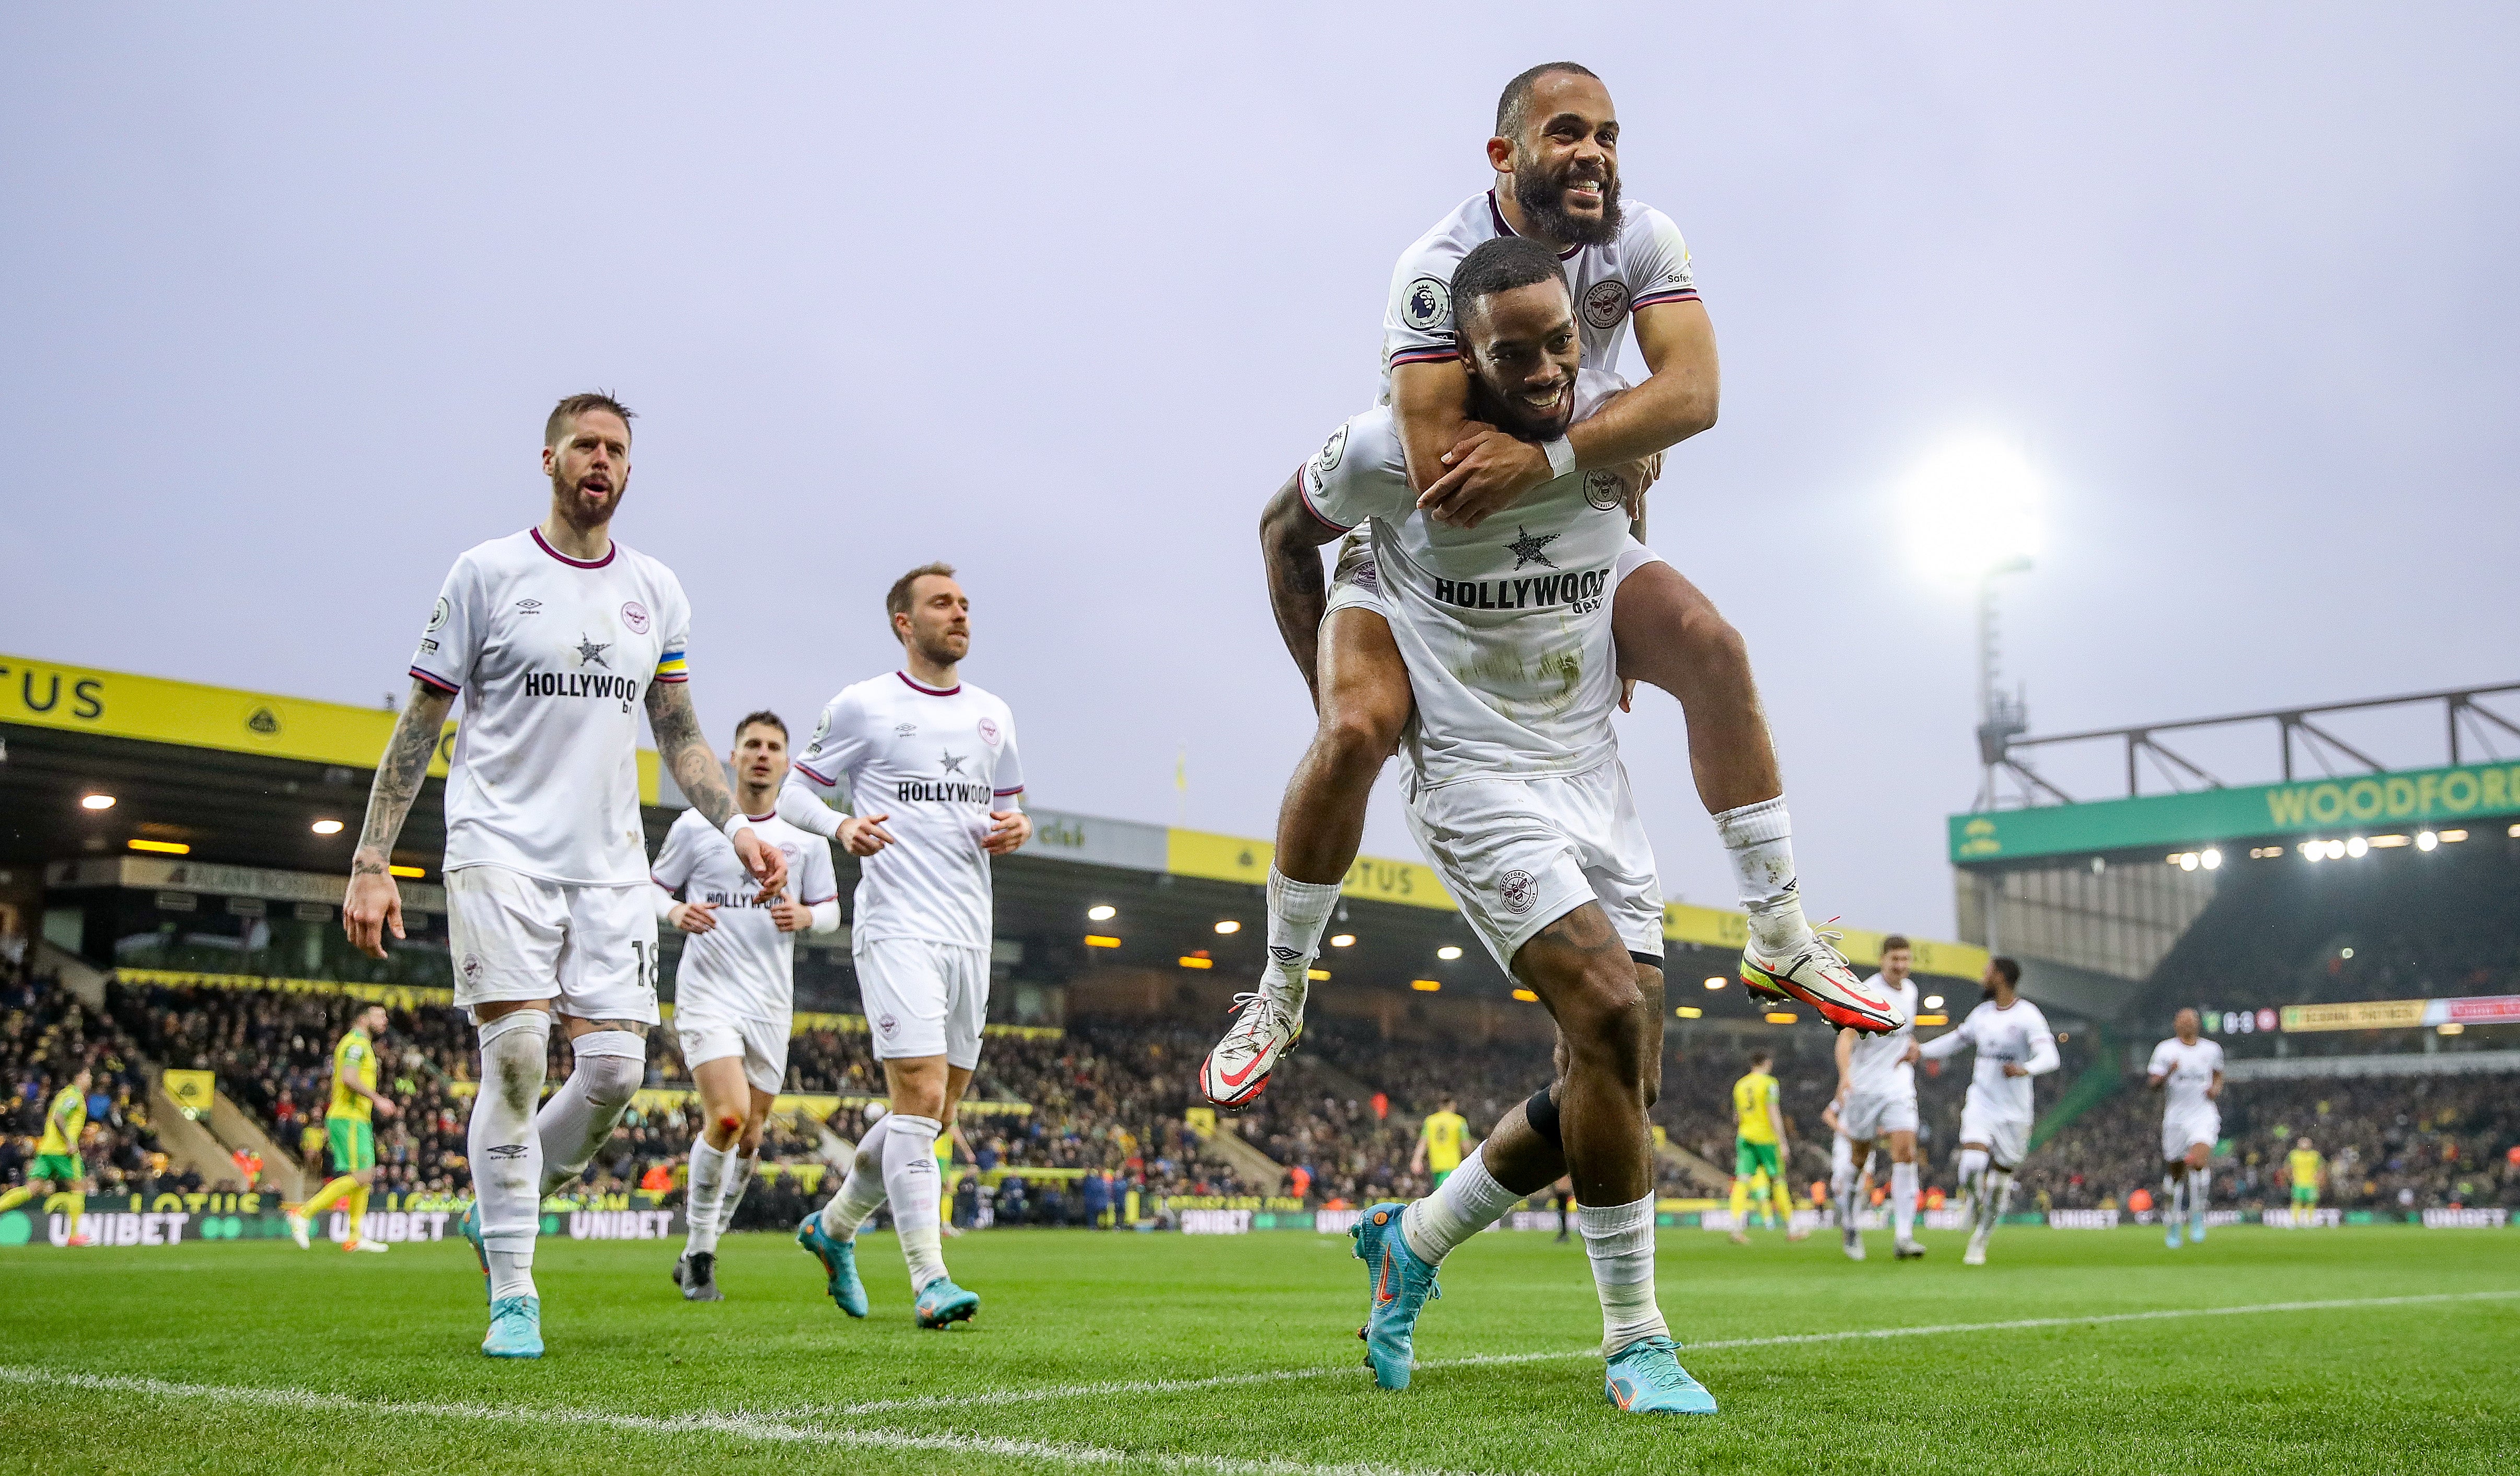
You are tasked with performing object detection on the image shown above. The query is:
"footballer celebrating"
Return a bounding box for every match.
[652,710,841,1300]
[1830,935,1925,1260]
[1918,957,2057,1265]
[2146,1008,2225,1247]
[343,392,787,1358]
[782,564,1029,1329]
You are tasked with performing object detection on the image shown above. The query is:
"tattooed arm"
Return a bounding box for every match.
[343,679,456,959]
[1259,470,1346,707]
[646,679,789,898]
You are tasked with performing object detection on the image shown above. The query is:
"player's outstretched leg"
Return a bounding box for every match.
[1200,869,1334,1109]
[1353,1201,1442,1390]
[470,1008,551,1355]
[796,1114,889,1318]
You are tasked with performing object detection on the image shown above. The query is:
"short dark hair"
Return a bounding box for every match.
[1496,61,1600,138]
[885,562,958,637]
[1881,934,1912,954]
[1990,956,2022,987]
[545,391,635,447]
[1449,236,1569,335]
[1748,1049,1772,1068]
[734,710,787,743]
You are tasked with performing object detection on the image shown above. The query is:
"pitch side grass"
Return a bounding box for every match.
[2,1224,2512,1474]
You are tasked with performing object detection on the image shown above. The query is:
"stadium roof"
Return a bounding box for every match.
[2,651,1989,996]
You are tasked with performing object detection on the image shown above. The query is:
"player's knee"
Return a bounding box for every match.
[578,1051,642,1111]
[1318,707,1401,774]
[1555,966,1647,1078]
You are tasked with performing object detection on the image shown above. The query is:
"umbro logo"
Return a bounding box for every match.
[486,1144,529,1159]
[1270,946,1302,963]
[516,599,542,614]
[894,723,917,737]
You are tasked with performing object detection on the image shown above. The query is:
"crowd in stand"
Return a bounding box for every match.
[6,958,2511,1224]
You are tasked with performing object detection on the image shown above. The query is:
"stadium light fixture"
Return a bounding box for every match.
[81,793,115,810]
[1329,933,1355,948]
[1177,955,1214,970]
[1410,979,1441,992]
[2415,832,2438,851]
[1087,904,1117,921]
[1704,976,1726,990]
[2324,839,2347,860]
[128,838,189,855]
[1213,919,1241,935]
[1675,1006,1703,1020]
[2438,1022,2466,1036]
[2340,948,2354,959]
[2345,836,2369,859]
[1899,435,2041,586]
[1307,968,1329,982]
[1511,988,1539,1002]
[311,819,344,835]
[1436,945,1463,961]
[1764,1011,1798,1025]
[1924,994,1945,1010]
[2510,823,2520,838]
[1084,934,1121,948]
[2369,834,2409,849]
[2441,829,2468,843]
[389,864,425,878]
[2200,848,2222,870]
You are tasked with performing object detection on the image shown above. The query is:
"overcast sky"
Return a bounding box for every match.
[6,5,2515,939]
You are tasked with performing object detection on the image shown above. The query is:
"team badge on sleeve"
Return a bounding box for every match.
[1402,276,1451,331]
[428,597,449,632]
[1311,424,1349,482]
[1583,279,1630,330]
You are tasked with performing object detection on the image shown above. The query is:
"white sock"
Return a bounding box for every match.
[1956,1147,1989,1203]
[1830,1160,1857,1230]
[2163,1171,2185,1224]
[881,1113,946,1290]
[2190,1168,2211,1221]
[1892,1161,1918,1242]
[819,1115,895,1240]
[684,1138,731,1256]
[536,1030,644,1193]
[1398,1145,1519,1263]
[1981,1168,2015,1240]
[722,1150,757,1230]
[469,1009,550,1300]
[1579,1194,1668,1355]
[1713,798,1808,954]
[1262,867,1342,1012]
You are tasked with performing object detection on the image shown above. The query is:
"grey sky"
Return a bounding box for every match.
[6,5,2515,939]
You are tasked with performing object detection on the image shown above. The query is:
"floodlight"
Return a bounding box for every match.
[2200,849,2222,870]
[1213,919,1240,934]
[1329,933,1355,948]
[1436,945,1463,961]
[82,793,115,810]
[1900,436,2041,584]
[1087,904,1117,921]
[2416,832,2438,852]
[2345,836,2368,858]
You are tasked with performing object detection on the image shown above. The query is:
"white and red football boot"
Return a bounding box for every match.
[1199,989,1302,1110]
[1740,930,1904,1033]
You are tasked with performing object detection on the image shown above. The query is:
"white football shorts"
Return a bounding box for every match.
[1957,1097,2032,1170]
[2162,1106,2221,1160]
[446,864,660,1025]
[1323,532,1667,624]
[854,937,990,1068]
[1840,1088,1920,1143]
[673,1005,790,1097]
[1401,758,1664,974]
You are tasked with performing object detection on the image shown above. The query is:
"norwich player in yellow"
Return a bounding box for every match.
[2287,1137,2324,1227]
[0,1063,94,1246]
[1410,1097,1471,1189]
[1728,1050,1807,1244]
[287,1005,397,1253]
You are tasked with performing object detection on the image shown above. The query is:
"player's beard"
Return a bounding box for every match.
[1512,148,1621,247]
[550,469,624,533]
[1468,369,1577,444]
[909,628,966,670]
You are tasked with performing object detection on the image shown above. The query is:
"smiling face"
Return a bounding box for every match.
[892,573,972,665]
[1494,70,1621,246]
[542,408,632,532]
[1456,278,1581,442]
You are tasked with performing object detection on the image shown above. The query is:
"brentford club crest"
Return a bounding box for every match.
[1583,279,1629,330]
[1499,869,1538,915]
[978,717,1001,745]
[877,1014,898,1038]
[620,601,651,635]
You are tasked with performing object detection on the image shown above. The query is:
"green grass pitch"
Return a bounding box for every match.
[2,1223,2513,1473]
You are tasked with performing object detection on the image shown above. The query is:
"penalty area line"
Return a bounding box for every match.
[0,1365,1472,1476]
[808,1288,2520,1417]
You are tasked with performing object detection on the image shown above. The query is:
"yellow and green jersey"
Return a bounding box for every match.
[2289,1149,2323,1189]
[1732,1071,1781,1145]
[1421,1111,1468,1171]
[37,1086,86,1156]
[328,1029,378,1123]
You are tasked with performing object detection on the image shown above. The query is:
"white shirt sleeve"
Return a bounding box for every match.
[991,713,1025,805]
[2146,1040,2177,1079]
[1301,415,1413,532]
[2023,1008,2060,1076]
[409,552,482,697]
[652,567,692,687]
[1384,241,1464,373]
[795,832,840,908]
[649,813,704,895]
[1918,1019,1975,1060]
[1624,205,1700,313]
[780,690,878,838]
[807,898,843,934]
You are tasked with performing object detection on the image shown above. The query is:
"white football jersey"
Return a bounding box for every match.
[1380,190,1698,397]
[1924,997,2057,1121]
[1843,976,1921,1099]
[2147,1036,2226,1120]
[651,809,838,1023]
[410,528,691,886]
[1303,370,1634,790]
[783,672,1023,951]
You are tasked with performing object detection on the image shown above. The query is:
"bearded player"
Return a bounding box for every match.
[344,392,787,1358]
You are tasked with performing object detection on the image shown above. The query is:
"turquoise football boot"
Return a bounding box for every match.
[795,1213,869,1318]
[1605,1337,1717,1414]
[2165,1220,2184,1249]
[482,1295,543,1358]
[457,1201,490,1304]
[914,1276,980,1329]
[2190,1209,2208,1243]
[1351,1201,1440,1391]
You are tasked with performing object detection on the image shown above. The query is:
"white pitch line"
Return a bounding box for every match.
[805,1288,2520,1418]
[0,1366,1478,1476]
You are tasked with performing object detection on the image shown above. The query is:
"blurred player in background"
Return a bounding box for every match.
[1819,1100,1875,1260]
[652,710,841,1301]
[1831,935,1924,1260]
[1411,1097,1470,1188]
[1727,1050,1806,1244]
[1919,957,2057,1265]
[343,391,788,1359]
[1202,60,1896,1113]
[2287,1138,2324,1227]
[2146,1008,2224,1248]
[0,1063,92,1246]
[782,564,1029,1330]
[286,1004,396,1254]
